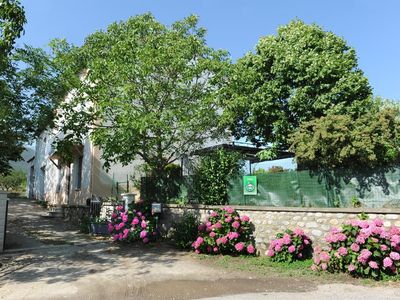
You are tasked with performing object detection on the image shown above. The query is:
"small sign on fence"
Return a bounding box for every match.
[243,175,257,195]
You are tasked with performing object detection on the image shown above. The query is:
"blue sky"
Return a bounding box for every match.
[18,0,400,100]
[17,0,400,170]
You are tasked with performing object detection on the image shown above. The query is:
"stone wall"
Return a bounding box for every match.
[160,204,400,254]
[62,205,90,226]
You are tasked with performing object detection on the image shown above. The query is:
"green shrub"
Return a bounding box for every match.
[171,213,200,250]
[193,149,244,205]
[0,170,26,191]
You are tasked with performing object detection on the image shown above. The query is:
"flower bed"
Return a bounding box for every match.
[108,204,156,243]
[266,228,313,262]
[312,218,400,279]
[192,206,256,255]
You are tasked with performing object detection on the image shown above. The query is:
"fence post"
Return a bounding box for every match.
[0,191,8,252]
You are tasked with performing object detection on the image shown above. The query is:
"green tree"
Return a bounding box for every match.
[193,149,244,205]
[221,20,372,153]
[0,0,26,175]
[0,170,26,191]
[57,14,229,199]
[290,107,400,170]
[0,1,77,175]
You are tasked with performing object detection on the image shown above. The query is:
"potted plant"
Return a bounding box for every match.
[90,217,109,235]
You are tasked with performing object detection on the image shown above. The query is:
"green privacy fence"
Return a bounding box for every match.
[141,167,400,208]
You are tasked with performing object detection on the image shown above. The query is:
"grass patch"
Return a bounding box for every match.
[196,255,400,285]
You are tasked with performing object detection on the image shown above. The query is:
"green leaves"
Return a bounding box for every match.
[0,0,26,54]
[221,20,372,149]
[57,14,229,185]
[290,106,400,169]
[193,149,243,205]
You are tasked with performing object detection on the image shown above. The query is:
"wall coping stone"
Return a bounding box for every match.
[61,204,89,208]
[164,204,400,214]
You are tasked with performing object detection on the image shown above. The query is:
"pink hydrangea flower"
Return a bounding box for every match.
[348,264,356,272]
[223,206,234,214]
[350,243,360,252]
[213,222,222,230]
[210,211,218,218]
[266,249,275,257]
[140,230,147,239]
[228,232,239,240]
[235,242,244,252]
[368,261,379,269]
[108,223,114,232]
[356,235,366,244]
[390,252,400,261]
[288,245,296,253]
[374,218,384,227]
[136,212,142,217]
[111,213,117,218]
[320,252,330,262]
[380,244,388,251]
[225,217,232,223]
[209,231,216,238]
[116,205,123,211]
[321,263,328,271]
[247,244,255,254]
[358,249,372,264]
[232,221,240,229]
[282,234,291,245]
[121,213,128,223]
[241,215,250,222]
[383,257,393,268]
[132,217,139,225]
[338,247,348,256]
[294,228,305,236]
[142,237,149,243]
[213,247,219,253]
[141,220,147,229]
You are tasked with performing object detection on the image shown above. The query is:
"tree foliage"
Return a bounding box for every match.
[221,20,372,152]
[0,1,77,175]
[57,14,229,182]
[0,169,25,191]
[0,0,26,174]
[193,149,244,205]
[290,107,400,170]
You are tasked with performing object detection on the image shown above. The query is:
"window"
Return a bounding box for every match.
[56,168,64,193]
[76,156,83,190]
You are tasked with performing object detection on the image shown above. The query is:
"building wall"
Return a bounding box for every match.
[27,131,93,206]
[159,204,400,254]
[27,131,143,206]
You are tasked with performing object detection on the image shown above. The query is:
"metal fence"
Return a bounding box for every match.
[141,167,400,208]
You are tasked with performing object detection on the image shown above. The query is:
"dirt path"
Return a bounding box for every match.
[5,198,95,250]
[1,199,400,299]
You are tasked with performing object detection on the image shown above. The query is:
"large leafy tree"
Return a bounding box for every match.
[0,0,26,174]
[290,105,400,170]
[58,14,229,196]
[0,0,79,175]
[221,20,372,152]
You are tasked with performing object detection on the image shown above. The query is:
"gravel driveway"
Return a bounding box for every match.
[1,198,399,300]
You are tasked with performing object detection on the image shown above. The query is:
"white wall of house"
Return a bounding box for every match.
[27,131,143,206]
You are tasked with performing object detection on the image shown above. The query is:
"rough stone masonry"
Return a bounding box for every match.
[160,204,400,254]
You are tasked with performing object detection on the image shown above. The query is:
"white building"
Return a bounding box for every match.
[27,130,141,207]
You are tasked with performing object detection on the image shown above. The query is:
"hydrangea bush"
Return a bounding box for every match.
[312,218,400,279]
[192,206,256,255]
[108,204,156,243]
[266,228,313,262]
